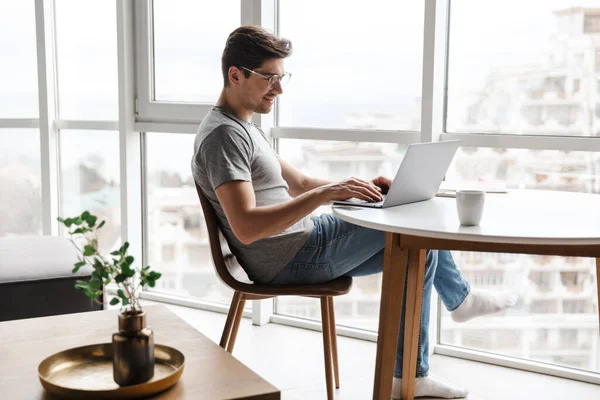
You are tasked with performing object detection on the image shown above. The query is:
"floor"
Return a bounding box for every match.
[158,303,599,400]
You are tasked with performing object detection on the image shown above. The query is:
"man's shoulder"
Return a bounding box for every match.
[197,112,252,146]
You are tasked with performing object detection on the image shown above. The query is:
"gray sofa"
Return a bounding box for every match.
[0,236,102,322]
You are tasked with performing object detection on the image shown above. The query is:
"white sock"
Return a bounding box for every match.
[451,288,518,323]
[392,376,468,399]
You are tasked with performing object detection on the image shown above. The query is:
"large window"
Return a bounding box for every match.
[55,0,118,120]
[59,130,121,253]
[447,1,600,136]
[0,1,38,118]
[0,129,42,236]
[275,139,405,330]
[441,147,600,373]
[145,132,233,305]
[152,0,239,103]
[278,0,424,130]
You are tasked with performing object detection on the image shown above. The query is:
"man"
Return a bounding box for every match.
[192,25,517,399]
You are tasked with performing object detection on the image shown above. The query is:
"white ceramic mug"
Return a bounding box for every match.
[456,189,485,226]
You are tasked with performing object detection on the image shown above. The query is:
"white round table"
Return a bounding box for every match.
[333,190,600,245]
[332,190,600,400]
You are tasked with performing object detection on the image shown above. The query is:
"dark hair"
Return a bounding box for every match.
[221,25,292,87]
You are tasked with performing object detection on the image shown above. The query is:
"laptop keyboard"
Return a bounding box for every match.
[346,194,386,204]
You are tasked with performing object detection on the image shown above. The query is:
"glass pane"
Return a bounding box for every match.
[145,132,233,305]
[447,1,600,136]
[153,0,240,102]
[0,129,42,235]
[275,139,406,330]
[55,0,118,120]
[0,1,38,117]
[278,0,424,130]
[59,130,121,253]
[441,147,600,373]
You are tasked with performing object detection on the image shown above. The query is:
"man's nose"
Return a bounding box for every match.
[271,80,283,94]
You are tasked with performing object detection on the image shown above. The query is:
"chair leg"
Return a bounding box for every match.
[220,291,242,349]
[320,296,335,400]
[327,296,340,389]
[227,294,246,353]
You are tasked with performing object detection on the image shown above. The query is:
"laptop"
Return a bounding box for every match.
[333,140,460,208]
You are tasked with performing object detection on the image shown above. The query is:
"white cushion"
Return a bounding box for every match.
[0,236,94,283]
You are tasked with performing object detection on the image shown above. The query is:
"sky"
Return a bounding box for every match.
[2,0,600,184]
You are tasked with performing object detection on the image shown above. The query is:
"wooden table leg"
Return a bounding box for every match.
[596,258,600,334]
[400,249,427,400]
[373,232,409,400]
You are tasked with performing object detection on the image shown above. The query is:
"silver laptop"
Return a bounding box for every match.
[333,140,460,208]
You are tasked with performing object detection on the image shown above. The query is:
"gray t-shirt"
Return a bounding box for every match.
[191,107,314,283]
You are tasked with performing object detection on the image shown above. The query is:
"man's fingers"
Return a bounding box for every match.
[352,185,382,201]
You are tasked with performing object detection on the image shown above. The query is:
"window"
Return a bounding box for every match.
[0,129,41,236]
[278,0,424,130]
[447,1,600,136]
[275,139,405,330]
[145,132,233,305]
[55,0,118,120]
[0,1,38,118]
[440,147,600,373]
[152,0,240,102]
[59,130,121,253]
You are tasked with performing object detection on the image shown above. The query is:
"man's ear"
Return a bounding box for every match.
[228,66,241,86]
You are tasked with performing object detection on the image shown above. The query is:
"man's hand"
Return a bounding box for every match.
[319,177,383,202]
[371,176,392,195]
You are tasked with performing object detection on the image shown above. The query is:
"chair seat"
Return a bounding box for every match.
[227,275,353,297]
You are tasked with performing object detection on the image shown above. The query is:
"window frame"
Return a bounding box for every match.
[10,0,598,384]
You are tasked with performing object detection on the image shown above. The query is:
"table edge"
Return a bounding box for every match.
[332,208,600,246]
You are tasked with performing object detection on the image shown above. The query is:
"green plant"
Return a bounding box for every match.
[58,211,161,314]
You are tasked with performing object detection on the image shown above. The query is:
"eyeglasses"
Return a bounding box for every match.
[239,66,291,88]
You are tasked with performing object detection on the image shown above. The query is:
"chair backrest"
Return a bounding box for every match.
[194,182,253,289]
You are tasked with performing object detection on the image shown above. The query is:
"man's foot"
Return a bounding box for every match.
[392,376,468,399]
[451,288,518,323]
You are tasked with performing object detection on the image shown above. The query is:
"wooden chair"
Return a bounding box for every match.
[195,183,353,400]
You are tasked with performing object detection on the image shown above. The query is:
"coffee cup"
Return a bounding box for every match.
[456,189,485,226]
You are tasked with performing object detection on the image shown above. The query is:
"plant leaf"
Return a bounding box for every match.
[97,220,105,229]
[122,297,129,306]
[83,245,95,256]
[72,260,87,273]
[149,271,162,280]
[89,279,103,289]
[117,289,127,299]
[110,297,120,306]
[115,274,127,283]
[93,257,104,270]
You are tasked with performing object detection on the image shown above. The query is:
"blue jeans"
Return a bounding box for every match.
[267,214,471,378]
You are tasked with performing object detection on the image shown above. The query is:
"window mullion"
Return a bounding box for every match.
[117,0,142,277]
[241,0,277,325]
[35,0,59,236]
[420,0,448,144]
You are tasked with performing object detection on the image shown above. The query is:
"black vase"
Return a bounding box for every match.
[112,310,154,386]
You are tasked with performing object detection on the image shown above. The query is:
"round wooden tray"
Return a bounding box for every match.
[38,343,184,399]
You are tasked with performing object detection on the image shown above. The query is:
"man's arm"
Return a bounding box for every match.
[215,178,383,245]
[279,157,333,197]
